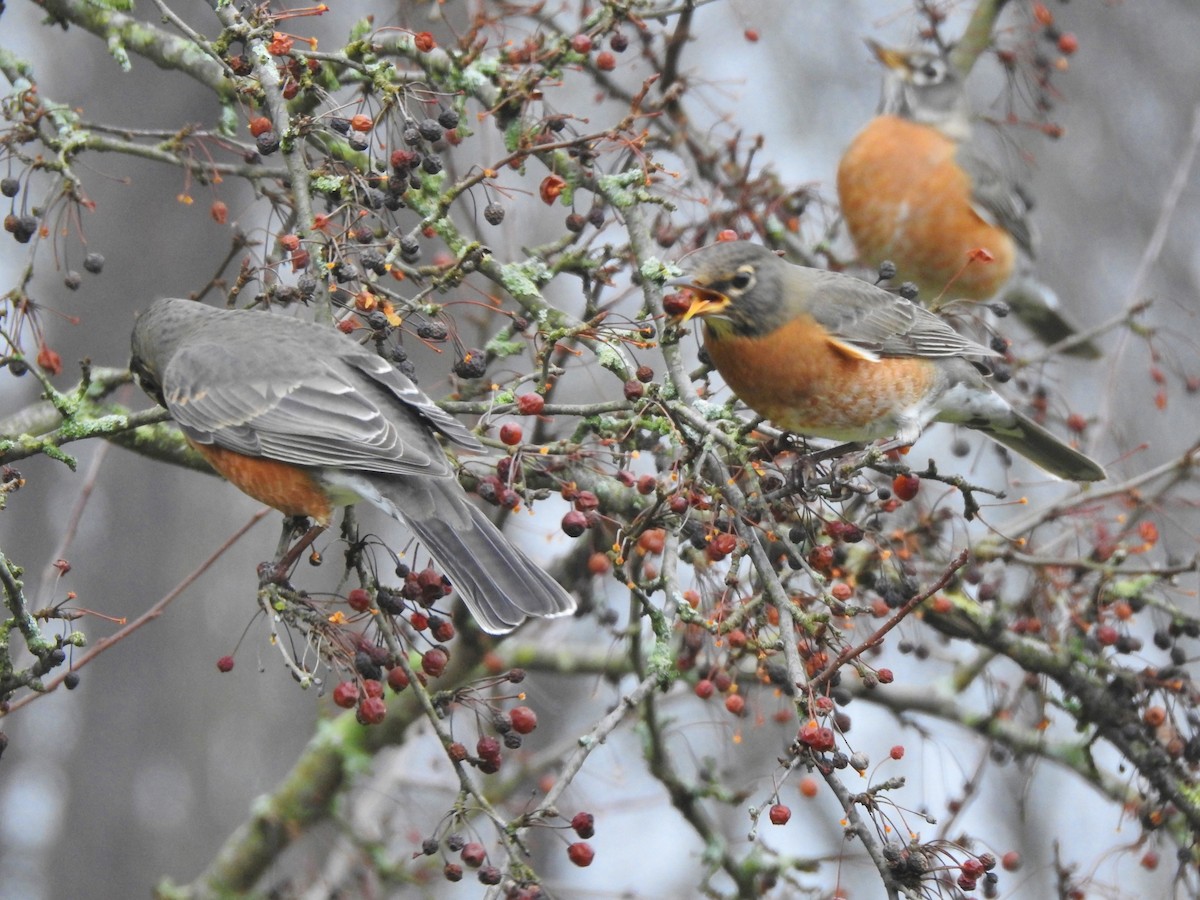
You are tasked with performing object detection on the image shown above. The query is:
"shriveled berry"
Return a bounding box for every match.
[356,696,387,725]
[570,811,595,838]
[63,271,81,291]
[0,177,18,197]
[83,252,105,274]
[623,379,644,401]
[483,202,505,225]
[437,108,460,130]
[249,116,272,137]
[418,118,444,142]
[332,681,359,708]
[454,349,488,379]
[443,863,463,882]
[421,154,443,174]
[347,588,371,612]
[256,131,280,155]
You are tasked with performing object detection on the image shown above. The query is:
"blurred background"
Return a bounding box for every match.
[1,1,1198,897]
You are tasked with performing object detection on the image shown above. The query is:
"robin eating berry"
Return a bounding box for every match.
[130,298,576,634]
[670,241,1104,482]
[837,41,1098,357]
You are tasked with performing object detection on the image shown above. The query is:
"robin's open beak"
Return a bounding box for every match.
[866,39,911,73]
[666,280,731,323]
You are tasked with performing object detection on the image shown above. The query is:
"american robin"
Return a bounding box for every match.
[671,241,1105,482]
[837,41,1097,357]
[129,298,576,634]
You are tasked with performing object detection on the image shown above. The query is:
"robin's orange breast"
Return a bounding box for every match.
[838,115,1015,300]
[191,442,335,525]
[703,314,941,440]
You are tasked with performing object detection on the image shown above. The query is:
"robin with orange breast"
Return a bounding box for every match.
[837,41,1097,357]
[671,241,1105,482]
[130,298,576,634]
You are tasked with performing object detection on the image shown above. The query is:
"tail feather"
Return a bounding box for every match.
[1002,278,1101,360]
[336,472,576,634]
[974,410,1105,482]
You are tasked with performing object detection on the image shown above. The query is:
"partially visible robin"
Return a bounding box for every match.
[837,41,1098,357]
[671,241,1105,482]
[130,298,576,634]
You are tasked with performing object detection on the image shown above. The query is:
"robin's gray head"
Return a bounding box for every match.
[669,242,794,339]
[870,41,971,141]
[130,298,216,406]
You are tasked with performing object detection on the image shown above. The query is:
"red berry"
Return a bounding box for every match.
[386,667,410,692]
[509,705,538,734]
[443,862,463,882]
[892,473,920,501]
[1095,624,1119,646]
[362,679,384,698]
[890,745,904,760]
[571,811,595,838]
[1001,851,1021,871]
[410,612,429,632]
[636,474,657,495]
[460,842,486,868]
[695,679,715,699]
[349,113,373,132]
[347,588,371,612]
[768,804,791,825]
[961,858,985,879]
[499,422,523,445]
[333,681,359,709]
[356,696,387,725]
[716,229,739,243]
[724,693,745,716]
[432,619,455,643]
[799,777,819,798]
[877,668,894,684]
[567,841,594,867]
[623,379,645,401]
[596,50,616,71]
[569,33,592,54]
[744,29,760,42]
[216,655,235,673]
[1058,32,1078,55]
[414,31,436,52]
[663,291,692,317]
[422,648,448,677]
[249,116,272,137]
[561,510,589,537]
[516,392,545,415]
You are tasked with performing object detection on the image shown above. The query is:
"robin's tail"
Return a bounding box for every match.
[972,409,1106,482]
[347,474,577,634]
[1002,277,1101,359]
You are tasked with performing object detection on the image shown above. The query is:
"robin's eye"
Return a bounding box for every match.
[730,270,754,291]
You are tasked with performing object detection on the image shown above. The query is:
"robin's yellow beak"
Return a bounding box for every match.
[866,39,911,73]
[669,283,731,323]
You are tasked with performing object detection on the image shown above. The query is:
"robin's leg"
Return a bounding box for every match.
[257,516,326,587]
[784,439,867,494]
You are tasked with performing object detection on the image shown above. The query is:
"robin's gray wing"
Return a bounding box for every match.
[160,338,466,477]
[957,144,1037,257]
[796,269,999,360]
